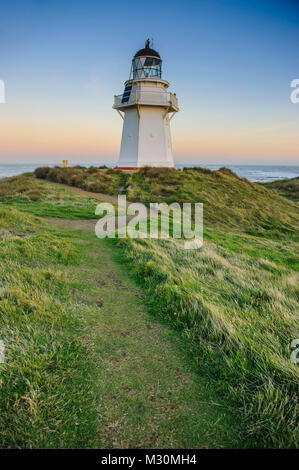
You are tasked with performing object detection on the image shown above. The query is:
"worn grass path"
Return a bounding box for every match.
[38,179,121,205]
[47,217,243,448]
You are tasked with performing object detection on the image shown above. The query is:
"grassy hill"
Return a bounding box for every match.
[0,200,244,449]
[0,174,102,219]
[0,207,101,447]
[126,167,298,239]
[110,168,299,447]
[34,165,299,238]
[1,168,298,448]
[262,176,299,202]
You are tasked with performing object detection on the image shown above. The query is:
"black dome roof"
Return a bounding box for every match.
[134,47,160,58]
[134,39,160,59]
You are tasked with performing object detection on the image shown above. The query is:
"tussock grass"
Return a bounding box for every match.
[126,167,298,238]
[262,177,299,202]
[116,234,299,447]
[34,165,126,195]
[34,165,298,237]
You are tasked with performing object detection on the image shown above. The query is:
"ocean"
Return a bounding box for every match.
[0,163,298,183]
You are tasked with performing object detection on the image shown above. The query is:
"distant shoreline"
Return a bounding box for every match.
[0,163,298,183]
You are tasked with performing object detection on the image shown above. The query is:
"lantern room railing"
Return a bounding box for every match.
[114,90,179,112]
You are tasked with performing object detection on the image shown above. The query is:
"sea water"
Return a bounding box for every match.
[0,163,298,183]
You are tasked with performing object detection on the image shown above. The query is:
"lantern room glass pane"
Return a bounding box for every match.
[132,57,162,79]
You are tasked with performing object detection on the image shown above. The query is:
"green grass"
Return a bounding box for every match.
[0,207,99,447]
[1,168,298,448]
[115,232,298,448]
[0,205,246,448]
[0,174,101,219]
[125,167,298,239]
[204,227,299,271]
[262,177,299,202]
[100,165,298,448]
[34,165,299,238]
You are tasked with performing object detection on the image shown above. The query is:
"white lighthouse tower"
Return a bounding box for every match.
[114,39,179,169]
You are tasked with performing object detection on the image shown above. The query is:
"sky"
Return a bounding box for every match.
[0,0,298,165]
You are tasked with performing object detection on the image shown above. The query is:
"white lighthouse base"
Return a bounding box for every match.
[117,107,174,168]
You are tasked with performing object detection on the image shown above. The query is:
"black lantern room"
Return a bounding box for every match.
[130,39,162,79]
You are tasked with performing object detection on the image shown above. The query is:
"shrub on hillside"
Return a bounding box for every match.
[217,167,251,184]
[34,167,51,179]
[183,166,213,174]
[86,181,109,193]
[27,189,42,201]
[105,168,117,175]
[69,172,84,187]
[138,167,180,184]
[46,167,69,184]
[87,166,98,174]
[94,171,111,183]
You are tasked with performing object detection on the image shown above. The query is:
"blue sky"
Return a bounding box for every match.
[0,0,298,164]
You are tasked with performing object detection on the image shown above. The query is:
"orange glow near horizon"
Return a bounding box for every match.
[1,93,299,164]
[0,119,120,156]
[1,118,298,164]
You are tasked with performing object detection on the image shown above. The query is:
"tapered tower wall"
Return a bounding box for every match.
[118,108,139,167]
[137,107,173,167]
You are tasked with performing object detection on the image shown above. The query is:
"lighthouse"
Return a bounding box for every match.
[114,39,179,169]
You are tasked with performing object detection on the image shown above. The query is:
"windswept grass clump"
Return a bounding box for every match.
[34,165,126,195]
[116,233,299,448]
[262,177,299,202]
[126,167,298,239]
